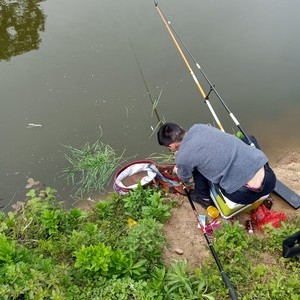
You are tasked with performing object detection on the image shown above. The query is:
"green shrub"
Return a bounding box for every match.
[74,243,147,280]
[142,191,171,222]
[95,200,115,219]
[164,260,214,300]
[0,241,70,299]
[119,218,165,271]
[0,234,15,265]
[123,183,172,222]
[74,243,113,275]
[71,276,163,300]
[262,220,300,253]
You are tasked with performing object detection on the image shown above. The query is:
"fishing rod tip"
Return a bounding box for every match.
[153,0,158,6]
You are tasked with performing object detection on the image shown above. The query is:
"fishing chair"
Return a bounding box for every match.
[210,184,268,219]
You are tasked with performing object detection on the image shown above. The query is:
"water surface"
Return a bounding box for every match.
[1,0,299,208]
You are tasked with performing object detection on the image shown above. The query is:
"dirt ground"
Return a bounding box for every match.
[162,151,300,267]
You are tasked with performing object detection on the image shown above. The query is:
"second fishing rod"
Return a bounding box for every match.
[154,0,255,147]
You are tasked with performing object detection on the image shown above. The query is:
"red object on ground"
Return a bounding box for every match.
[250,204,286,231]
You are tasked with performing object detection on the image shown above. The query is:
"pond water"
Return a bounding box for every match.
[1,0,299,209]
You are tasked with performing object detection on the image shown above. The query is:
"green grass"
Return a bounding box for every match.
[147,152,176,164]
[62,139,124,197]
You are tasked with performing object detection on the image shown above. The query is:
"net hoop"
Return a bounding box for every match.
[113,160,158,195]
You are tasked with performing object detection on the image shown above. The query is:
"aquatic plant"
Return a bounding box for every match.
[147,152,175,164]
[63,139,124,197]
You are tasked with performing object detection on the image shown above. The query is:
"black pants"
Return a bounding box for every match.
[220,163,276,204]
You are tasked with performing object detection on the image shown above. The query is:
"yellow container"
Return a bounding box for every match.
[207,206,220,219]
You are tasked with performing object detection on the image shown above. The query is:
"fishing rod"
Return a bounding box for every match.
[153,1,300,209]
[165,21,255,147]
[153,1,254,146]
[168,21,255,147]
[182,184,238,300]
[153,0,225,133]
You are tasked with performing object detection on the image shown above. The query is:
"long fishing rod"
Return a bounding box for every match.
[154,1,225,132]
[182,185,238,300]
[165,19,255,147]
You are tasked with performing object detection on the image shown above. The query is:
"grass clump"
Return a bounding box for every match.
[63,139,124,197]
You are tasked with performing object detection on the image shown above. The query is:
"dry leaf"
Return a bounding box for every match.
[25,178,40,189]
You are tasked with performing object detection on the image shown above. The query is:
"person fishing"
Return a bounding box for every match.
[157,122,276,209]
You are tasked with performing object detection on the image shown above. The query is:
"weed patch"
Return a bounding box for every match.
[0,184,299,299]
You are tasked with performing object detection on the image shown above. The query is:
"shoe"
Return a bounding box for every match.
[189,191,215,209]
[193,197,215,209]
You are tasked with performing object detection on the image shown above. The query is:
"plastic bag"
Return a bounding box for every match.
[250,204,286,231]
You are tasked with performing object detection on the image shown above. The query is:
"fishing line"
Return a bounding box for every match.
[129,40,163,124]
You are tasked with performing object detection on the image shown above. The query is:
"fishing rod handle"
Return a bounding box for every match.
[183,184,238,299]
[221,272,239,300]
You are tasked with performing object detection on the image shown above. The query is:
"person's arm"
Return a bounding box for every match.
[173,166,178,174]
[176,164,193,183]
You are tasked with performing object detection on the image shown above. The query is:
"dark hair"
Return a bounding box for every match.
[157,122,185,147]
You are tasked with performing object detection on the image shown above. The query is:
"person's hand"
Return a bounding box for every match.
[173,166,178,174]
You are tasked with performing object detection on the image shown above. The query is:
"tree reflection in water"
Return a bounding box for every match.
[0,0,46,61]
